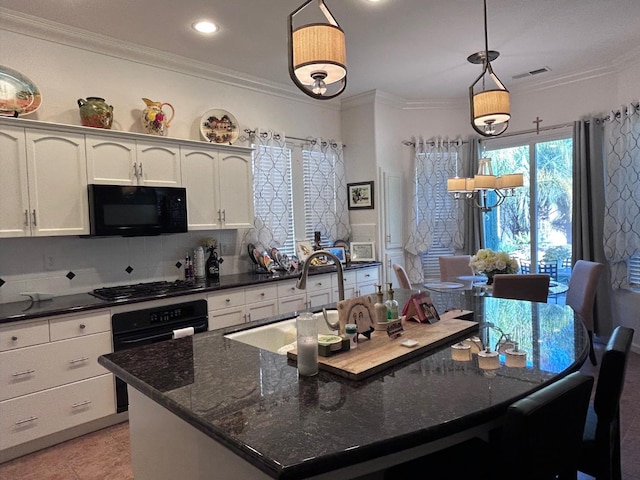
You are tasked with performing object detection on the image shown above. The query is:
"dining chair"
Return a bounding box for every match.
[392,263,412,290]
[565,260,605,366]
[384,371,595,480]
[438,255,472,280]
[578,326,635,480]
[492,273,550,303]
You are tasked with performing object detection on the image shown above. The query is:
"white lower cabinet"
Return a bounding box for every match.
[0,310,115,454]
[207,285,279,329]
[356,267,380,296]
[0,374,115,450]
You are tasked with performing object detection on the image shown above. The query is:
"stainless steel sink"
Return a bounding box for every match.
[225,311,338,354]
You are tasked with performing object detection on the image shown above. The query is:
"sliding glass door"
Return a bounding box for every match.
[482,129,573,284]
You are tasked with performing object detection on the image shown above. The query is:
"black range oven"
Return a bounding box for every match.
[111,299,208,413]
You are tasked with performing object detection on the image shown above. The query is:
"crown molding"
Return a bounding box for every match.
[0,8,341,111]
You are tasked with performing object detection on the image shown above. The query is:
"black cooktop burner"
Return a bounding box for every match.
[90,280,197,301]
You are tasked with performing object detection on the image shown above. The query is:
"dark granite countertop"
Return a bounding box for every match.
[98,291,589,479]
[0,262,381,324]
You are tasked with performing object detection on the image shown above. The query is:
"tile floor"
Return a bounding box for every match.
[1,343,639,480]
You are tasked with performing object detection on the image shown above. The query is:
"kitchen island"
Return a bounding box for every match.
[98,292,589,479]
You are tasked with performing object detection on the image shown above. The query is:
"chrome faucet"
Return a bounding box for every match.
[296,250,344,332]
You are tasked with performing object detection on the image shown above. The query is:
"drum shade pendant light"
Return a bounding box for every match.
[468,0,510,137]
[288,0,347,100]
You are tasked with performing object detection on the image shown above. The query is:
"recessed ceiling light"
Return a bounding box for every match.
[192,21,219,34]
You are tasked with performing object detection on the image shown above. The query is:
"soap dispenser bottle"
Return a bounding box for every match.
[374,284,387,324]
[385,283,399,320]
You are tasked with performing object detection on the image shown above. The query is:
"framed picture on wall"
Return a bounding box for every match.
[347,181,374,210]
[350,242,375,262]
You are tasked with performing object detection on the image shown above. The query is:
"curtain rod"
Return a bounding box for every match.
[402,140,469,147]
[480,121,574,141]
[244,129,345,148]
[601,102,639,122]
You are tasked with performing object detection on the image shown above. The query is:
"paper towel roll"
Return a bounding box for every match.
[172,327,195,339]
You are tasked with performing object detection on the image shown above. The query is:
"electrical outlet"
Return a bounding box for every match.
[44,255,56,271]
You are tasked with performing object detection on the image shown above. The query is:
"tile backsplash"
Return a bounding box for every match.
[0,230,250,304]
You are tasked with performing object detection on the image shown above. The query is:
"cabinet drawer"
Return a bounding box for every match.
[306,273,332,291]
[0,332,112,401]
[244,284,278,304]
[246,300,278,322]
[208,306,245,330]
[339,270,357,287]
[0,319,49,352]
[207,289,245,310]
[357,268,379,284]
[50,310,111,341]
[0,374,115,450]
[277,279,302,298]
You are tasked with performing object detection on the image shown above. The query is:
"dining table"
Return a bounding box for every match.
[98,288,589,480]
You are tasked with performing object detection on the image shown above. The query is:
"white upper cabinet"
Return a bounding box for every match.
[0,125,30,237]
[0,125,88,237]
[181,147,254,230]
[87,136,181,186]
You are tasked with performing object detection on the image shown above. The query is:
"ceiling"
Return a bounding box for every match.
[2,0,640,101]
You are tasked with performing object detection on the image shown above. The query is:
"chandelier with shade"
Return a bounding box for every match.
[447,157,523,212]
[288,0,347,100]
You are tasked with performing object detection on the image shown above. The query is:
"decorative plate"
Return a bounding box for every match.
[247,243,258,264]
[200,109,239,144]
[252,247,263,266]
[0,65,42,116]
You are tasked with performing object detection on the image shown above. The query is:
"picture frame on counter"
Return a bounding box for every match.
[296,240,314,262]
[347,181,374,210]
[350,242,375,262]
[327,246,346,264]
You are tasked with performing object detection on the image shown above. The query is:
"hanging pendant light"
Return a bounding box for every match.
[288,0,347,100]
[468,0,510,137]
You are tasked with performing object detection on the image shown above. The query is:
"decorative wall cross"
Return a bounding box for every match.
[533,116,543,134]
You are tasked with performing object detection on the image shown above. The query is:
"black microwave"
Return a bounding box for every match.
[88,184,188,237]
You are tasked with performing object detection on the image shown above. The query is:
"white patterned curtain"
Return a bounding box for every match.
[603,102,640,288]
[250,129,291,248]
[303,139,350,242]
[405,138,465,281]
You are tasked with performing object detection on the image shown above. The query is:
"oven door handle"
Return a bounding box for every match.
[117,322,207,346]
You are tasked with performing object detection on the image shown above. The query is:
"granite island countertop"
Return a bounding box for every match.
[0,262,381,324]
[98,293,589,479]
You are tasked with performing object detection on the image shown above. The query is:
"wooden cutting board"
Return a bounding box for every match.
[287,310,477,380]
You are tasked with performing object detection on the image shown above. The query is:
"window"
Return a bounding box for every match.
[482,129,573,282]
[252,143,296,257]
[629,255,640,288]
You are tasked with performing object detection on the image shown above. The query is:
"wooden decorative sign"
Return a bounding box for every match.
[337,295,376,340]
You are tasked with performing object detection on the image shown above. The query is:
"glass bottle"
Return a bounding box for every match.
[374,284,387,324]
[385,283,399,320]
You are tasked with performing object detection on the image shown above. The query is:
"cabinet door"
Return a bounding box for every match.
[181,147,221,230]
[307,289,332,309]
[136,142,181,186]
[86,136,136,185]
[278,294,307,317]
[208,306,246,330]
[0,125,30,237]
[246,300,278,323]
[218,152,254,228]
[383,171,404,249]
[25,130,89,236]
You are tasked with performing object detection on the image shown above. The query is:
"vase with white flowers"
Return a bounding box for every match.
[469,248,519,285]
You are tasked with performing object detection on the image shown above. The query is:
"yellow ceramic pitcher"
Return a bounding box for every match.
[141,98,175,136]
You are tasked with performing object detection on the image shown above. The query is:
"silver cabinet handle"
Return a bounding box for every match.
[133,163,138,178]
[15,416,38,425]
[79,323,86,330]
[222,209,226,221]
[365,274,371,278]
[225,298,230,303]
[32,209,37,226]
[72,400,92,408]
[11,335,18,341]
[69,357,89,364]
[138,162,143,178]
[247,313,251,322]
[24,209,29,227]
[217,209,222,221]
[12,369,35,377]
[260,292,265,297]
